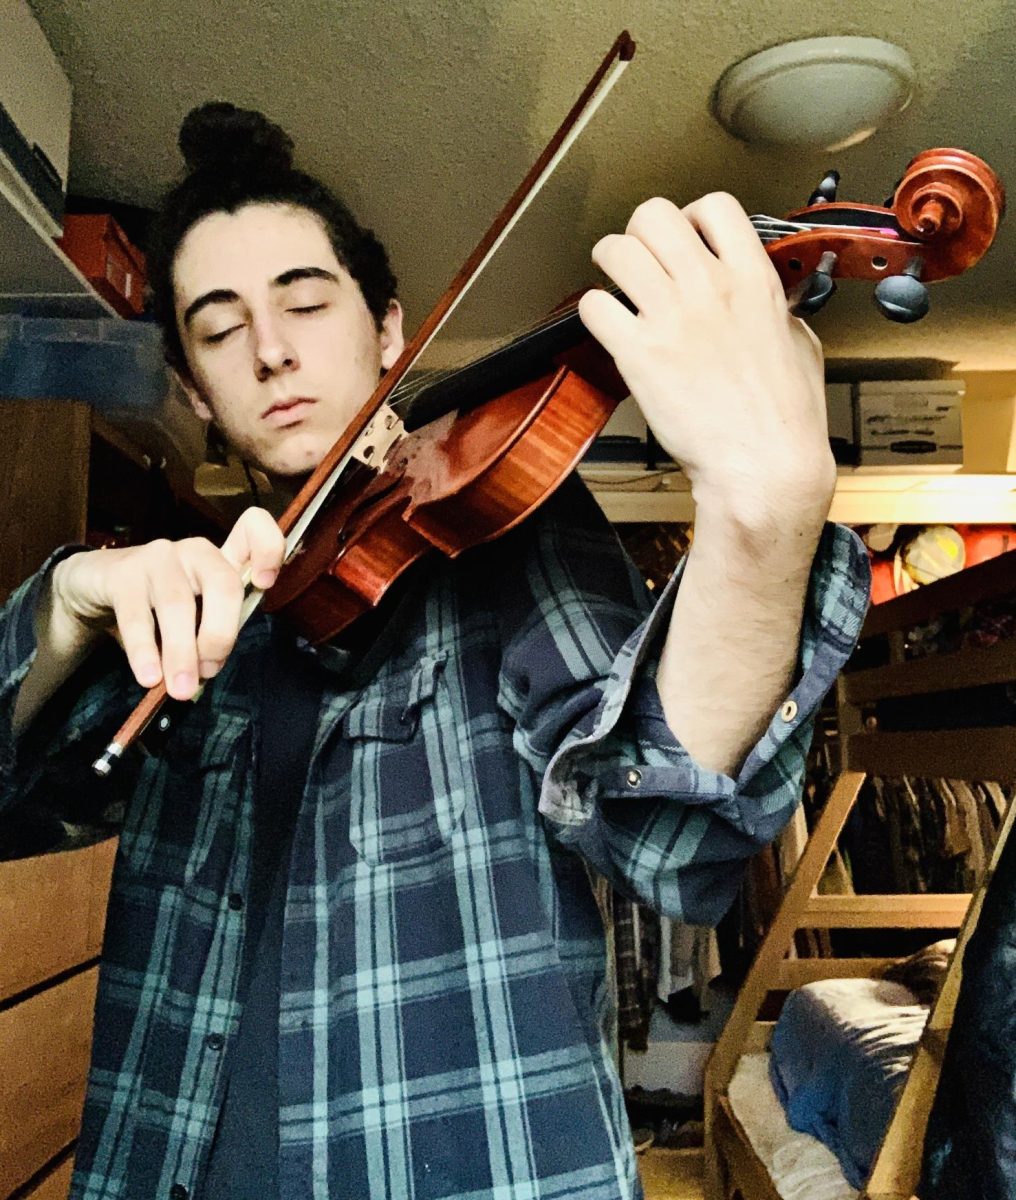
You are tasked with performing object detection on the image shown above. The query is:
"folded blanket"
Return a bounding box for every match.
[769,977,927,1188]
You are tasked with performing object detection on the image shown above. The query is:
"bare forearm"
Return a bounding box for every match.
[12,559,104,737]
[577,191,843,778]
[656,492,830,778]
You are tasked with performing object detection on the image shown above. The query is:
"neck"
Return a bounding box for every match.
[260,469,308,517]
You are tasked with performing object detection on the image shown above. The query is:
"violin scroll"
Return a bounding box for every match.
[762,147,1005,323]
[892,148,1005,261]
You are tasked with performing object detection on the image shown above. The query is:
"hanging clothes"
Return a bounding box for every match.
[657,921,722,1014]
[920,784,1016,1199]
[613,892,660,1052]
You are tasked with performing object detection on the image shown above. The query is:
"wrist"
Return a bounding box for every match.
[692,461,834,539]
[45,555,106,654]
[690,484,830,585]
[14,553,106,737]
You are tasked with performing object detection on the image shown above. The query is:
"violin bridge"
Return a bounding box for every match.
[349,403,405,470]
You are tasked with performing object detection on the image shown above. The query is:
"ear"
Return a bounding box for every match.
[174,369,214,424]
[379,300,405,370]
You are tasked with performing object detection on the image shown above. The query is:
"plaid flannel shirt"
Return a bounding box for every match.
[0,476,870,1200]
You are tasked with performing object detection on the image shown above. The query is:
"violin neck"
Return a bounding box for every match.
[401,285,633,432]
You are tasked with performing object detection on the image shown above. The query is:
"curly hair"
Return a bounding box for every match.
[147,101,398,374]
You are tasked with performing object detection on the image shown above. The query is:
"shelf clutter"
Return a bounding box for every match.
[583,374,1016,528]
[580,464,1016,526]
[0,167,115,319]
[1,1,118,319]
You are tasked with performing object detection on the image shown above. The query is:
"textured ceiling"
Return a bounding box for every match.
[26,0,1016,371]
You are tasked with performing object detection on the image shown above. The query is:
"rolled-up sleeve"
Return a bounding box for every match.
[0,548,133,817]
[0,549,80,787]
[496,475,870,924]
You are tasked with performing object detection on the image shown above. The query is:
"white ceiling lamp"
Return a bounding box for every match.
[712,36,916,152]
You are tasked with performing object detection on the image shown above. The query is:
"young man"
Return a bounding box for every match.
[2,103,868,1199]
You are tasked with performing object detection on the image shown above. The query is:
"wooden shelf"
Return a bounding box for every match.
[845,638,1016,703]
[0,155,115,318]
[846,726,1016,782]
[580,464,1016,524]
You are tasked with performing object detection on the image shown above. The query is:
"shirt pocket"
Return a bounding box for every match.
[345,652,467,866]
[118,714,250,888]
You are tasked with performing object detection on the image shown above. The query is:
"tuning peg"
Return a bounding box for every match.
[807,170,840,206]
[789,250,838,316]
[874,257,930,323]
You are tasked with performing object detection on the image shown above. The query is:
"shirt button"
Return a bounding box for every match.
[227,893,244,911]
[780,699,799,722]
[169,1186,189,1200]
[206,1033,225,1051]
[626,768,642,788]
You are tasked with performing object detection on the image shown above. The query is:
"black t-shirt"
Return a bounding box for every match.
[202,624,323,1199]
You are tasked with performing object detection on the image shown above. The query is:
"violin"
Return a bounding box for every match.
[760,149,1005,322]
[93,33,1005,774]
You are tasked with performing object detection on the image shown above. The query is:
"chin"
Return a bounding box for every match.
[263,434,333,478]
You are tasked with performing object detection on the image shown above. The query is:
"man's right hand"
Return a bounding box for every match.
[48,507,286,701]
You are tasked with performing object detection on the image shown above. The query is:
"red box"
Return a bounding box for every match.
[57,214,147,317]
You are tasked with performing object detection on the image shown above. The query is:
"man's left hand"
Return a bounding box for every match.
[578,194,836,526]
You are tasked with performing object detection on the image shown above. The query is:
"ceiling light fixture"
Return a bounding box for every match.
[712,36,916,152]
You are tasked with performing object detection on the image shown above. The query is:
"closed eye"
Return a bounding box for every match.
[203,303,325,344]
[204,325,242,345]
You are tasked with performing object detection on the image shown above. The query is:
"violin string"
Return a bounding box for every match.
[387,285,627,418]
[389,368,463,413]
[388,367,452,408]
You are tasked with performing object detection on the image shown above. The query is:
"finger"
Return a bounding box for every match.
[681,192,777,279]
[577,287,639,361]
[624,196,720,284]
[220,507,286,589]
[147,565,200,700]
[111,588,162,690]
[591,232,677,317]
[184,542,245,678]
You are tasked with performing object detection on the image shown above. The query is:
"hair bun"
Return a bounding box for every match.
[178,102,294,176]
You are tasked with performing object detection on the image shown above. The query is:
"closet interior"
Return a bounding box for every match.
[600,493,1016,1197]
[702,543,1016,1200]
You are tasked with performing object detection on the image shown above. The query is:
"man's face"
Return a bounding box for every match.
[173,202,404,479]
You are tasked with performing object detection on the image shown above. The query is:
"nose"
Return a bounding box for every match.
[252,312,298,380]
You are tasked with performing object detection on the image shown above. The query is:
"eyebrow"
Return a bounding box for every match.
[182,266,341,327]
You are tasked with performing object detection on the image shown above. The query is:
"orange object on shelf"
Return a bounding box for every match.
[958,524,1016,567]
[57,214,147,317]
[867,523,1016,603]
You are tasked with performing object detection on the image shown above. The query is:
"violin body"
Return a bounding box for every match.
[265,343,627,643]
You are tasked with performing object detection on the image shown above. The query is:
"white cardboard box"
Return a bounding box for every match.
[0,1,72,233]
[856,380,965,466]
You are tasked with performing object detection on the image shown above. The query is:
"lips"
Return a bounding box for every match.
[262,397,317,425]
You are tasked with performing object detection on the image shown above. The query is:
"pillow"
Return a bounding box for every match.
[882,939,956,1007]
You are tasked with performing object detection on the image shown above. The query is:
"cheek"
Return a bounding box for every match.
[189,364,251,435]
[321,306,384,369]
[190,345,239,394]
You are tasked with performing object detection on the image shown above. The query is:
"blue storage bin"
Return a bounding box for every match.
[0,316,170,411]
